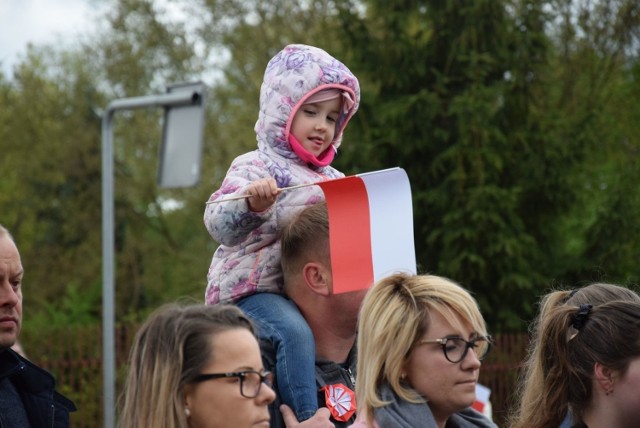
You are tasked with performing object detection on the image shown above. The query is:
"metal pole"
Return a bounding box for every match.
[101,90,200,428]
[101,107,116,428]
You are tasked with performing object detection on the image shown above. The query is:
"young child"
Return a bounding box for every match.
[204,44,360,422]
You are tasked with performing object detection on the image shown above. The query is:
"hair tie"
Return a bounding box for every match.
[572,304,592,330]
[567,303,592,342]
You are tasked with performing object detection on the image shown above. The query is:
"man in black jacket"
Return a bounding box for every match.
[266,203,366,428]
[0,225,76,427]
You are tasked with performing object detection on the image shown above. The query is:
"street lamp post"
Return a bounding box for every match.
[101,83,205,428]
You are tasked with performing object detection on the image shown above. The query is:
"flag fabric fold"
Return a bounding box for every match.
[472,383,492,418]
[317,167,416,294]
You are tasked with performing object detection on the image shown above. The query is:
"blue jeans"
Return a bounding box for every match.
[237,293,318,421]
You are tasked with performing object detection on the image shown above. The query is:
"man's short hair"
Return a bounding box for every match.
[280,202,330,288]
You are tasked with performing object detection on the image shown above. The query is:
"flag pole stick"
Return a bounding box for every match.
[205,182,317,205]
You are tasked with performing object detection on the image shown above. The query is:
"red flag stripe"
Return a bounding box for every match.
[318,176,374,294]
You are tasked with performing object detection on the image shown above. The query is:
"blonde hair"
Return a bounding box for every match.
[510,284,640,428]
[118,303,255,428]
[356,273,488,425]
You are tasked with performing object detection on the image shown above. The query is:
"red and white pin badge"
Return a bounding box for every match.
[322,383,356,422]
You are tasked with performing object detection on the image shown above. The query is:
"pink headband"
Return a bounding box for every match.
[304,89,355,114]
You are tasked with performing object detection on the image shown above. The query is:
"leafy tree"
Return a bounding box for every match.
[334,0,640,330]
[1,0,209,323]
[570,14,640,286]
[332,0,540,329]
[2,0,639,332]
[0,45,104,321]
[87,0,213,317]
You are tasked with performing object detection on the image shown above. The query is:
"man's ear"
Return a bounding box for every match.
[594,361,616,394]
[302,262,331,296]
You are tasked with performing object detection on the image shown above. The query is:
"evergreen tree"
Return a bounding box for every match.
[335,0,640,330]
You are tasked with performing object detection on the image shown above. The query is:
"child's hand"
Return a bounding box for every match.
[246,178,279,212]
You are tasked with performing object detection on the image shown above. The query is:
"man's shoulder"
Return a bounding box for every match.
[1,349,54,390]
[1,349,76,427]
[1,349,76,408]
[0,348,20,377]
[260,338,356,385]
[314,350,356,387]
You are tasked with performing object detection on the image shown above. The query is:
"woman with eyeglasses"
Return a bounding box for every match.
[352,273,496,428]
[119,303,277,428]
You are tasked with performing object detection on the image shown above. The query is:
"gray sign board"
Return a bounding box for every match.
[158,81,206,188]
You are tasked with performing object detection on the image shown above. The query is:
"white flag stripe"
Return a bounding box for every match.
[475,384,491,403]
[359,168,416,279]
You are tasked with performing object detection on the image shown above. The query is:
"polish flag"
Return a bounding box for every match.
[472,383,492,417]
[317,167,416,294]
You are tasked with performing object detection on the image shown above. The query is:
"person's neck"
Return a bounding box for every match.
[299,305,357,364]
[582,395,624,428]
[582,411,607,428]
[432,408,447,428]
[312,323,356,363]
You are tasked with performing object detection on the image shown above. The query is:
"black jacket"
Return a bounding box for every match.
[262,339,357,428]
[0,349,76,428]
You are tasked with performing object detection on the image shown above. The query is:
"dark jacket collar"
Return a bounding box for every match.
[0,348,56,394]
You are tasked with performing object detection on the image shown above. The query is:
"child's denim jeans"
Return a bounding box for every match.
[238,292,318,421]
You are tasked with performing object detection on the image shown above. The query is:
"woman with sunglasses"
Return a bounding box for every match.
[352,273,496,428]
[120,303,324,428]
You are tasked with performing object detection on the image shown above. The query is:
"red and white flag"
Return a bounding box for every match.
[472,383,492,416]
[317,167,416,294]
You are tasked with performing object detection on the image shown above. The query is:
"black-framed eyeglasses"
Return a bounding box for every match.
[417,335,492,363]
[192,370,273,398]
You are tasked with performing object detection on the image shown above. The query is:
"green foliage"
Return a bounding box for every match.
[2,0,640,333]
[1,45,104,315]
[334,0,640,330]
[27,282,102,328]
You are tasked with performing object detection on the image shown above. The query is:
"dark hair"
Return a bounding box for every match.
[545,301,640,422]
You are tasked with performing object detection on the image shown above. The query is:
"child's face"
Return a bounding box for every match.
[290,97,341,157]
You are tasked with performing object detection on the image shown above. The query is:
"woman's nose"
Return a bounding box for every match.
[461,347,482,370]
[257,382,276,405]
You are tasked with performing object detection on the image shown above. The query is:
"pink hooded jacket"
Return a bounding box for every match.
[204,44,360,304]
